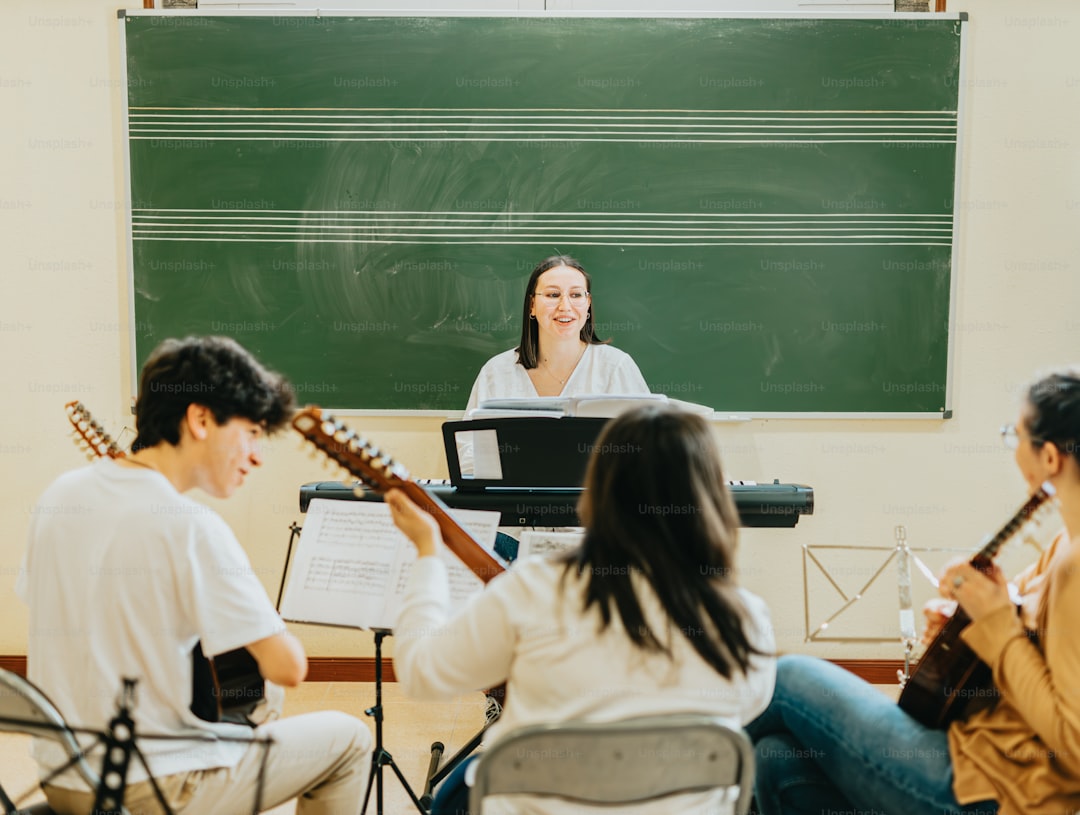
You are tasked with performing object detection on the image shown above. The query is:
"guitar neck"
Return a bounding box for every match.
[398,480,505,583]
[974,485,1052,563]
[290,406,507,585]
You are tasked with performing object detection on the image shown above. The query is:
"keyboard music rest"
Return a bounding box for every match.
[298,480,813,529]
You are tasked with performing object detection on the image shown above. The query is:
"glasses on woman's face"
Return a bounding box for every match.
[533,289,589,304]
[1000,424,1021,450]
[1000,423,1045,450]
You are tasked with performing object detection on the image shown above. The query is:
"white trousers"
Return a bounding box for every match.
[45,710,373,815]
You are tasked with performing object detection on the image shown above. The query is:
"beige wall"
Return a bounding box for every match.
[1,0,1077,663]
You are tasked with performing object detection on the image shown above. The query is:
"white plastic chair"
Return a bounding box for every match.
[468,714,755,814]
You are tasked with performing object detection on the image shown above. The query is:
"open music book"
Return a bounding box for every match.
[469,393,713,419]
[280,498,500,630]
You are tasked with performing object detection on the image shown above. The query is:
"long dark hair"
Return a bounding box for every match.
[1025,367,1080,467]
[516,255,606,369]
[562,405,765,678]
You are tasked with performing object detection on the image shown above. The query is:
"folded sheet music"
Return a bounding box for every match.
[280,498,500,630]
[517,529,584,559]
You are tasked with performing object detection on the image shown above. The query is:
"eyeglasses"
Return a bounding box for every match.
[532,289,589,302]
[1000,423,1045,450]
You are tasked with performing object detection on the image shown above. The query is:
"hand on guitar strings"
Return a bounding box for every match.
[386,488,443,559]
[940,561,1013,622]
[921,597,958,645]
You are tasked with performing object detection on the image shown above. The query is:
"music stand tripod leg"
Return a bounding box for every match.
[361,630,427,815]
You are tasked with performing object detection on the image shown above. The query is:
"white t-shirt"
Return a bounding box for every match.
[395,556,776,814]
[465,343,650,413]
[17,459,285,788]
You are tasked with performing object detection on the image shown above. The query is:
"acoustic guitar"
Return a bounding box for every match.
[291,406,506,584]
[897,484,1056,729]
[65,401,265,725]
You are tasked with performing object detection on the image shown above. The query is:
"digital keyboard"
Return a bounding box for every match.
[299,480,813,528]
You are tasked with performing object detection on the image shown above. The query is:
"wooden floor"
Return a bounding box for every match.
[0,682,487,815]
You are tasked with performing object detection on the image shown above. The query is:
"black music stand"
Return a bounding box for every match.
[361,630,426,815]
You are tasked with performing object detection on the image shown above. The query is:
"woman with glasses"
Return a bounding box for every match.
[464,255,649,412]
[387,405,777,815]
[747,367,1080,815]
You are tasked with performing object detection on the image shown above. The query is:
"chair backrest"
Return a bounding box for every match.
[0,669,105,805]
[468,714,755,814]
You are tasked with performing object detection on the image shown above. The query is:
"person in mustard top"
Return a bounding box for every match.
[748,367,1080,815]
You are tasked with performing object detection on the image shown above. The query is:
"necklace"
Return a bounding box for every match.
[540,344,587,387]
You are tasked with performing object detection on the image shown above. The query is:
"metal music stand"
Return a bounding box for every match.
[361,630,426,815]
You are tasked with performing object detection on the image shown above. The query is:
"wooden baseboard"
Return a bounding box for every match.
[1,655,902,686]
[0,655,393,684]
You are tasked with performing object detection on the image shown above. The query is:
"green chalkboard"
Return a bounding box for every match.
[122,11,965,414]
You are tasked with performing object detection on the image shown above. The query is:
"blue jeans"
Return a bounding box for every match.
[430,755,476,814]
[746,655,997,815]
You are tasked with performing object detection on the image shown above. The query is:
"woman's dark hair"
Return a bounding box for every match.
[516,255,607,369]
[562,405,765,678]
[1025,367,1080,467]
[131,336,295,452]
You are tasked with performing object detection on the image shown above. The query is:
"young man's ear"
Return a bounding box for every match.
[183,404,213,441]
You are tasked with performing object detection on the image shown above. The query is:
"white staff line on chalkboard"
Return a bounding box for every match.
[128,215,953,226]
[130,106,958,115]
[128,137,958,145]
[131,237,955,247]
[129,112,956,119]
[131,220,953,229]
[130,120,959,129]
[128,131,957,138]
[129,124,957,132]
[130,229,950,236]
[128,115,956,124]
[131,210,952,219]
[130,224,952,234]
[131,228,952,239]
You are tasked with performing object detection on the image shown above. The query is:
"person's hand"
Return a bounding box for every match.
[940,560,1012,623]
[936,556,970,599]
[385,488,442,558]
[921,596,958,645]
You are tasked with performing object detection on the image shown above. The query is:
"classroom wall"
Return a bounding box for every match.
[1,0,1078,663]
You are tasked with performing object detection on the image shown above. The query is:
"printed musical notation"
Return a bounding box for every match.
[280,499,499,630]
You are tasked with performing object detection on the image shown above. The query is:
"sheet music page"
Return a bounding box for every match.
[517,529,584,559]
[280,498,500,630]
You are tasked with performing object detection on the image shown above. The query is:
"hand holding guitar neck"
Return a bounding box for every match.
[384,489,442,559]
[291,406,506,583]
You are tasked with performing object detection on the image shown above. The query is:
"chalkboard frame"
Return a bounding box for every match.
[119,9,968,418]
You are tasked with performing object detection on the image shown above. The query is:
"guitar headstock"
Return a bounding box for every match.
[291,406,412,494]
[65,401,125,460]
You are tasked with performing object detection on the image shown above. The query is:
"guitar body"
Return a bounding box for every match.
[190,643,265,725]
[66,401,267,725]
[897,608,998,729]
[897,486,1054,729]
